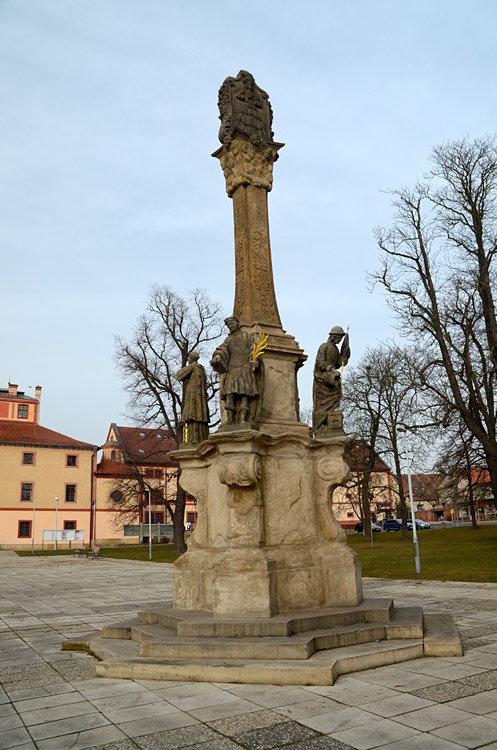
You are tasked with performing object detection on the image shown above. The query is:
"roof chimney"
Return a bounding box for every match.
[35,385,42,423]
[8,383,18,396]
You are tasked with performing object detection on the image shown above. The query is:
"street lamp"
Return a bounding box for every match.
[146,488,152,561]
[397,426,421,574]
[54,496,59,551]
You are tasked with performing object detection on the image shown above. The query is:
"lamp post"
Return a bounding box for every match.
[147,488,152,561]
[54,496,59,551]
[397,426,421,574]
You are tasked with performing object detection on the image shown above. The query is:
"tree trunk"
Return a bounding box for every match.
[172,476,186,554]
[361,476,372,542]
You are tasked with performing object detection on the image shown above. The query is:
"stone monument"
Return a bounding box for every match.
[77,72,462,685]
[171,71,362,617]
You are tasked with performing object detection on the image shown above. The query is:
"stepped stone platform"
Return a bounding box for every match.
[65,598,462,686]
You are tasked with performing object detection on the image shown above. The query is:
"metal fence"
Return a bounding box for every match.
[123,523,174,539]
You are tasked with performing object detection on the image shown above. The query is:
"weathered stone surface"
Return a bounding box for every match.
[170,430,362,617]
[218,70,274,145]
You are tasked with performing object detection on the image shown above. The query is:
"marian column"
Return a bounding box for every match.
[171,72,362,618]
[212,71,307,434]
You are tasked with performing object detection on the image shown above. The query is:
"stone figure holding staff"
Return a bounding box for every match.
[313,326,350,436]
[174,352,209,443]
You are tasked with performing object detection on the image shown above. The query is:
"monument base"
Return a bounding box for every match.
[67,598,462,686]
[170,428,362,618]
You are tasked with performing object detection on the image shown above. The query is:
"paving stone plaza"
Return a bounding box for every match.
[1,552,497,750]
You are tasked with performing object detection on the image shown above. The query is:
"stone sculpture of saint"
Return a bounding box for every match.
[210,316,260,426]
[174,352,209,443]
[313,326,350,435]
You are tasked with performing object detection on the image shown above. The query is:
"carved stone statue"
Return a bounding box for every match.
[313,326,350,435]
[218,70,274,144]
[174,352,209,443]
[210,316,262,426]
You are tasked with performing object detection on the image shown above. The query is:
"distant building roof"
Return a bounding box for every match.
[346,441,391,473]
[95,458,136,477]
[0,422,97,450]
[112,424,177,466]
[401,473,444,503]
[0,389,37,402]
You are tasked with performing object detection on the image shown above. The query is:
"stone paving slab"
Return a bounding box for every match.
[1,557,497,749]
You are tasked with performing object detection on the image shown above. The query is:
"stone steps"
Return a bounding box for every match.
[70,598,462,686]
[135,598,395,637]
[125,607,422,661]
[89,635,424,686]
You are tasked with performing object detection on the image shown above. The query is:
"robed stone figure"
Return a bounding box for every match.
[313,326,350,435]
[210,316,261,426]
[174,352,209,443]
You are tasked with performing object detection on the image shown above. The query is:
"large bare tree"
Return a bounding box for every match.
[372,136,497,501]
[114,286,224,552]
[342,344,435,540]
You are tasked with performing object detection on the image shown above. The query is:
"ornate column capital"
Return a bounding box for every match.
[213,134,283,198]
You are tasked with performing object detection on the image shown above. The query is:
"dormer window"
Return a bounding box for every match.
[111,450,116,460]
[139,432,145,437]
[138,449,145,454]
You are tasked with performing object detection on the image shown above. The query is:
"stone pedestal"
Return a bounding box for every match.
[171,430,363,618]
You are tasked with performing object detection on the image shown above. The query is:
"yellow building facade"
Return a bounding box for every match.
[0,384,97,549]
[94,424,182,544]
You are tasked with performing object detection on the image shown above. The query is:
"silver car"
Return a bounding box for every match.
[407,519,431,530]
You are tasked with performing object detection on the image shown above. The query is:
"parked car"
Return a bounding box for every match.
[355,522,381,533]
[407,519,431,530]
[383,519,402,531]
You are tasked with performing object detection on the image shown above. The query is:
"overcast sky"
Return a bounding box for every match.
[1,0,496,445]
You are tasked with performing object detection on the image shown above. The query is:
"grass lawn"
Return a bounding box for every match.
[16,544,181,564]
[16,528,497,583]
[348,525,497,583]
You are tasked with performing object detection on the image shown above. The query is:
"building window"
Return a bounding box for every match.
[18,521,31,537]
[23,452,34,465]
[66,455,77,467]
[111,450,116,460]
[154,469,163,479]
[145,469,154,477]
[64,521,76,530]
[187,512,196,524]
[65,484,76,502]
[110,489,123,503]
[21,483,33,501]
[347,512,354,518]
[17,404,28,419]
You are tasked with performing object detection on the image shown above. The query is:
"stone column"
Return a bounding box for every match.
[213,133,308,434]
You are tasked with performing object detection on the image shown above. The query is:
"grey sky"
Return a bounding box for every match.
[1,0,496,444]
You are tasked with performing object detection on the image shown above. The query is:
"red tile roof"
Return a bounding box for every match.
[0,421,96,449]
[401,473,444,502]
[95,458,135,477]
[113,425,177,466]
[346,441,391,473]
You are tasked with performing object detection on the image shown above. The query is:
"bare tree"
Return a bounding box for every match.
[372,136,497,500]
[342,344,436,540]
[114,286,224,552]
[108,466,178,534]
[435,420,490,530]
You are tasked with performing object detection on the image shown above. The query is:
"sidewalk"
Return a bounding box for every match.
[1,555,497,750]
